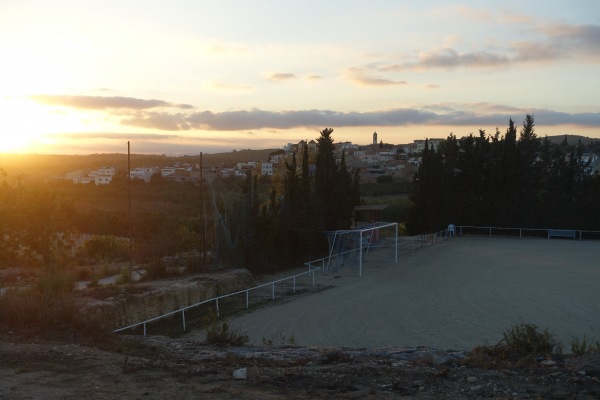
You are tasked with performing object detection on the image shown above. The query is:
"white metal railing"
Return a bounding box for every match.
[114,227,454,336]
[113,266,319,336]
[306,228,451,275]
[455,225,600,240]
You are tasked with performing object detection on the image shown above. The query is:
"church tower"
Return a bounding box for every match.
[372,131,377,146]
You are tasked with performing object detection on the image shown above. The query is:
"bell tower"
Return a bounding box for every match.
[372,131,377,146]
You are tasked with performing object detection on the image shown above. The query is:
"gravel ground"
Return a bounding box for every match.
[199,237,600,350]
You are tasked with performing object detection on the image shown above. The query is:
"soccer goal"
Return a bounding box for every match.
[324,222,398,277]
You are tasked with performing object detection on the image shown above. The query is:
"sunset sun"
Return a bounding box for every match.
[0,96,91,153]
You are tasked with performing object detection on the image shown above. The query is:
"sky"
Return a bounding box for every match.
[1,0,599,155]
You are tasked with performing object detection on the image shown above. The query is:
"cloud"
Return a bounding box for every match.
[344,67,408,86]
[30,95,192,110]
[107,101,600,132]
[49,132,183,140]
[119,108,436,131]
[267,72,297,81]
[351,22,600,75]
[306,74,323,81]
[416,48,511,70]
[121,112,192,131]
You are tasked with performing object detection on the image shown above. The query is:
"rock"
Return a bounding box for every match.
[540,359,557,367]
[232,367,259,380]
[233,368,247,379]
[466,376,477,383]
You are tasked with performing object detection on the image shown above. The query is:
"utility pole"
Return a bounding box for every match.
[128,141,132,274]
[200,152,206,270]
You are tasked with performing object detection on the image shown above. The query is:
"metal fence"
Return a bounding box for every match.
[305,228,451,276]
[113,227,454,336]
[113,266,319,336]
[455,226,600,240]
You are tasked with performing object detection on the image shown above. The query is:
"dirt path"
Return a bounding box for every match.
[191,237,600,350]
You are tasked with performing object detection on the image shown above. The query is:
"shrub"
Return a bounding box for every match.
[571,335,600,356]
[464,323,561,369]
[143,258,169,280]
[115,267,133,285]
[0,289,106,337]
[501,323,558,360]
[205,321,249,346]
[262,331,296,346]
[35,269,75,294]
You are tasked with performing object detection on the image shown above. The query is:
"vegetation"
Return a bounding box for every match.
[205,321,249,346]
[465,323,600,369]
[407,115,600,234]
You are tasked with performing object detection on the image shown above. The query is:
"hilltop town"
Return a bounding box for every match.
[53,135,446,186]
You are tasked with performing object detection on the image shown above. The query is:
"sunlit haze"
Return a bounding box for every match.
[1,1,599,155]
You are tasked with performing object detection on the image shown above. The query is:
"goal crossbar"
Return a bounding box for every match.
[325,222,398,277]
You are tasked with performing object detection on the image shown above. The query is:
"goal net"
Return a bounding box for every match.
[324,222,398,277]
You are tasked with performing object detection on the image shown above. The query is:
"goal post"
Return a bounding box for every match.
[325,222,398,277]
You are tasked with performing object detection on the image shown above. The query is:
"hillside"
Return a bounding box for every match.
[0,149,280,181]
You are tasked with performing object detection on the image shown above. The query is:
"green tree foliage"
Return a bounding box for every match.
[250,128,360,270]
[80,235,129,264]
[406,115,600,234]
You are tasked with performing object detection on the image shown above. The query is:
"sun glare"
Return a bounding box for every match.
[0,96,90,153]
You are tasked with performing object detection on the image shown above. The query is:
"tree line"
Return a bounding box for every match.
[406,115,600,234]
[0,128,360,274]
[212,128,360,271]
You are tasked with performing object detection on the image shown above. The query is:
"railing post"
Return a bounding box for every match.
[246,290,249,309]
[182,309,186,331]
[293,276,296,293]
[312,269,315,286]
[272,282,275,300]
[143,322,147,337]
[216,298,220,318]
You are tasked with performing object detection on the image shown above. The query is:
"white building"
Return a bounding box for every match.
[413,139,444,153]
[130,167,159,183]
[359,154,381,164]
[161,167,176,177]
[91,167,115,185]
[261,162,273,176]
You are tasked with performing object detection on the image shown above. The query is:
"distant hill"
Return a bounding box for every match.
[545,134,599,147]
[0,149,282,181]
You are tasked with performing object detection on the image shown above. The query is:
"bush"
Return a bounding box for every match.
[35,269,75,294]
[464,323,561,369]
[501,323,558,360]
[0,289,105,337]
[115,267,133,285]
[205,321,249,346]
[143,258,169,280]
[571,335,600,356]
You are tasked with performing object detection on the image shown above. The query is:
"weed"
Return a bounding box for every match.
[571,335,600,356]
[115,267,133,285]
[262,331,296,346]
[88,274,99,288]
[463,323,561,369]
[501,323,559,361]
[288,333,296,345]
[0,288,107,337]
[35,269,75,294]
[205,321,249,346]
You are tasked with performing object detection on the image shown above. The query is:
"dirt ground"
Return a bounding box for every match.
[2,333,600,399]
[217,237,600,350]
